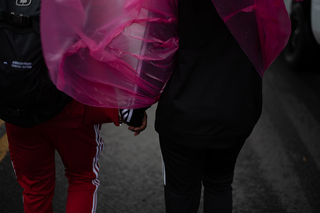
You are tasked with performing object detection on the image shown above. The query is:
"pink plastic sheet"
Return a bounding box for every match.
[41,0,178,108]
[211,0,291,77]
[41,0,290,108]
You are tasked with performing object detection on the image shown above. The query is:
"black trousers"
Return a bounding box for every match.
[159,135,246,213]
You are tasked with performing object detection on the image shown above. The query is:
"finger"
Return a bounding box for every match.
[129,117,147,132]
[136,112,147,130]
[134,131,141,136]
[132,125,146,131]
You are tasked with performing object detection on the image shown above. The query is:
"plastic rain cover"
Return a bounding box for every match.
[41,0,290,108]
[211,0,291,77]
[40,0,178,108]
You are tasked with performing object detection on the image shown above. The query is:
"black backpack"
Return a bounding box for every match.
[0,0,71,128]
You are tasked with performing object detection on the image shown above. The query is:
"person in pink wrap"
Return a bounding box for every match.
[0,1,148,213]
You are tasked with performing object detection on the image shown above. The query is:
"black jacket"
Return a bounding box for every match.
[155,0,262,148]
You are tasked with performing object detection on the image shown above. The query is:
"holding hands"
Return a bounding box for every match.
[119,108,149,136]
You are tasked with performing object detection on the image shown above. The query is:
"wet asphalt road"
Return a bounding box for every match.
[1,54,320,213]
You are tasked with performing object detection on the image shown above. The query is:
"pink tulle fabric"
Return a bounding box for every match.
[40,0,178,108]
[211,0,291,77]
[41,0,290,108]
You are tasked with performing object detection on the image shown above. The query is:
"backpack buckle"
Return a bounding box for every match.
[9,12,30,27]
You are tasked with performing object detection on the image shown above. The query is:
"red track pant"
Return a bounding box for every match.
[6,100,110,213]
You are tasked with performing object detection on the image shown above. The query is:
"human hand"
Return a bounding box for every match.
[127,112,147,136]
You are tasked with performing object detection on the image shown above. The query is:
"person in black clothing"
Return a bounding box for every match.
[155,0,263,212]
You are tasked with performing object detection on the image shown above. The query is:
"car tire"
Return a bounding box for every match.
[283,3,317,71]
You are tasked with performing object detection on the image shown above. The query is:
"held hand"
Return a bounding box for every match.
[128,112,147,136]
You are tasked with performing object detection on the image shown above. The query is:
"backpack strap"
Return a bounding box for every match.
[0,9,39,33]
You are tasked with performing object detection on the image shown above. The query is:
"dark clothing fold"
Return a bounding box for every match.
[155,0,262,149]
